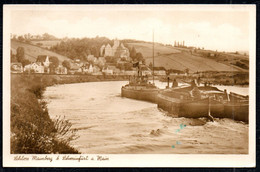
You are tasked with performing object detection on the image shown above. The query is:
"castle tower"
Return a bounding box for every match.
[113,39,120,48]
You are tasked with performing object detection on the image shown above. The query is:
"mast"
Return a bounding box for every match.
[153,30,154,84]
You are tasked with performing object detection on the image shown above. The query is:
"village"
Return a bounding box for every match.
[11,39,167,76]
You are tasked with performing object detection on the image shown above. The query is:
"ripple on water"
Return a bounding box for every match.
[44,81,249,154]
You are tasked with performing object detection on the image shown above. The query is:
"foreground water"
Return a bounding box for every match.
[44,81,248,154]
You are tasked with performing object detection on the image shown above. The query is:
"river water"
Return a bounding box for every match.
[43,81,248,154]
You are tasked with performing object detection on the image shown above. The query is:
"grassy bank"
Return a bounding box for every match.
[11,74,129,154]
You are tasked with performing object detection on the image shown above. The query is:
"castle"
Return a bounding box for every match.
[100,39,130,60]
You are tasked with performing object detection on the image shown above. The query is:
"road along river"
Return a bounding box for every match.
[43,81,248,154]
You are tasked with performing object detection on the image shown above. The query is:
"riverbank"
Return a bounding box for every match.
[12,73,129,86]
[11,73,131,153]
[11,74,81,153]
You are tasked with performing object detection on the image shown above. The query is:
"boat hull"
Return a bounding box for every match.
[121,86,158,103]
[223,103,249,122]
[157,93,248,122]
[157,94,223,118]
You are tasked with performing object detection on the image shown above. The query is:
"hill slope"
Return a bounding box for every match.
[11,40,71,63]
[30,40,61,49]
[127,42,246,72]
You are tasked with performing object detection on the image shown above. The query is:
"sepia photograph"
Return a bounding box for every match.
[3,5,256,167]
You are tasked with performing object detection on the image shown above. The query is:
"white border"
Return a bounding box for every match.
[3,5,256,167]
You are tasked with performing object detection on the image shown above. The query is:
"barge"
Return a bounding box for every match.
[157,81,249,122]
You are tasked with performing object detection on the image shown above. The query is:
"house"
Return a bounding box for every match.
[68,64,81,74]
[102,66,114,75]
[74,59,81,63]
[36,55,50,67]
[95,57,106,67]
[100,39,130,59]
[36,55,51,73]
[24,62,44,73]
[55,65,67,74]
[154,70,166,76]
[87,55,96,63]
[92,66,101,75]
[124,70,137,75]
[140,65,152,76]
[11,63,23,73]
[88,64,94,73]
[79,63,94,74]
[152,67,166,76]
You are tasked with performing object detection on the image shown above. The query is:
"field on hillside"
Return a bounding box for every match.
[31,40,61,49]
[127,42,180,58]
[11,40,70,63]
[145,52,240,72]
[128,42,246,72]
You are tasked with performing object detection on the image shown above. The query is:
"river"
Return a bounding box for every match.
[43,81,248,154]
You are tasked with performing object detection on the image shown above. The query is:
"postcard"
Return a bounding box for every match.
[3,4,256,167]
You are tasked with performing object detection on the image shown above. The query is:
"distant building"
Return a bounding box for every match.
[55,65,67,74]
[100,39,130,59]
[87,55,97,63]
[154,70,166,76]
[124,70,137,75]
[11,63,23,73]
[140,65,152,76]
[102,66,115,75]
[92,66,101,74]
[24,62,44,73]
[68,64,81,74]
[79,63,94,74]
[36,55,50,67]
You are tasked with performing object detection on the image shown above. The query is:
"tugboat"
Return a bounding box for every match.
[121,30,159,103]
[121,62,159,103]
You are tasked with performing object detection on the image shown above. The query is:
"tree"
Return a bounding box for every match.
[49,56,59,68]
[11,50,17,62]
[185,68,189,74]
[16,47,25,62]
[130,47,136,60]
[62,60,71,69]
[42,33,56,40]
[18,36,25,42]
[49,56,59,73]
[136,52,144,62]
[124,62,133,70]
[21,59,30,67]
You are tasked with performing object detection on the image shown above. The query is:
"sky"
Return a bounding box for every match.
[10,5,252,52]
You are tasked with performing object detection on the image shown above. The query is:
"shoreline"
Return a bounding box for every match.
[12,73,249,87]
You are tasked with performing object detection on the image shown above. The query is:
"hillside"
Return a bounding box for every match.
[31,40,61,49]
[11,40,71,63]
[127,42,248,73]
[127,42,181,57]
